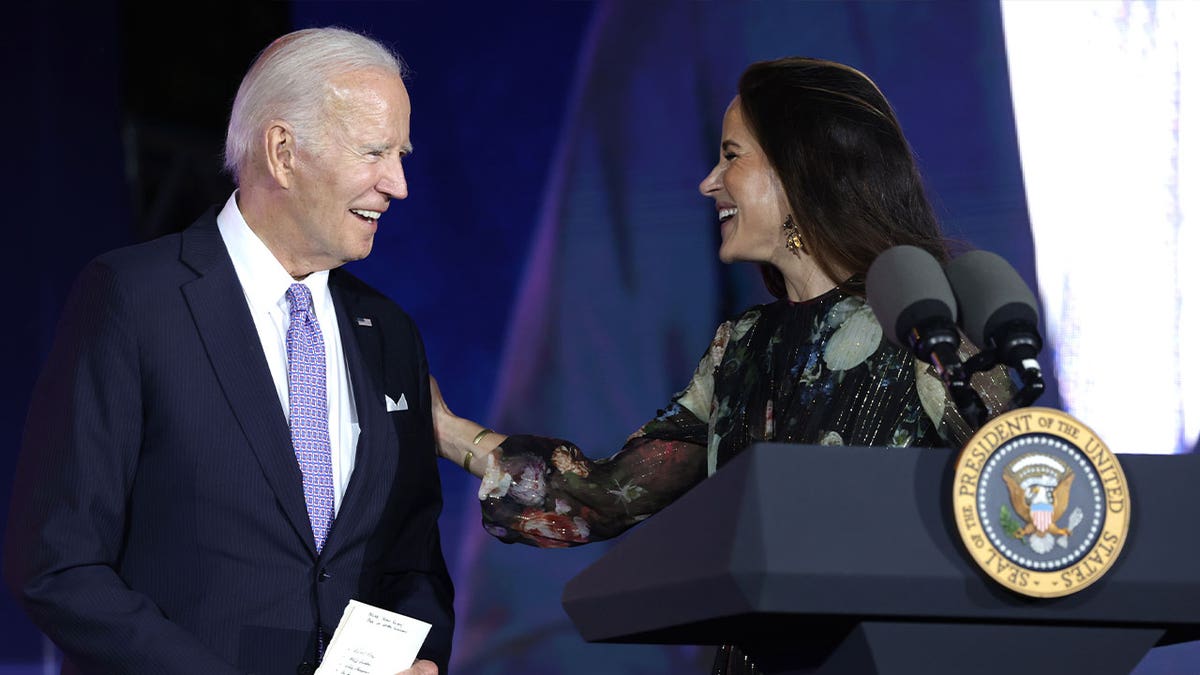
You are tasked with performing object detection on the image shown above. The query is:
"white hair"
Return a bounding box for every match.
[223,27,405,182]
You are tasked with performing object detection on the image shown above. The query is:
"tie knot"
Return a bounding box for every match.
[286,283,313,316]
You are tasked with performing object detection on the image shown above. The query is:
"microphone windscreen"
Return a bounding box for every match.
[944,250,1040,347]
[866,245,958,348]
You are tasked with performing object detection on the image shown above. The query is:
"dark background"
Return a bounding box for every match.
[2,1,1195,673]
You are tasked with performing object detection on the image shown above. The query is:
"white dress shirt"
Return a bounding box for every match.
[217,192,360,515]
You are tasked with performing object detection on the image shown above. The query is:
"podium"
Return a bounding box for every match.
[561,444,1200,675]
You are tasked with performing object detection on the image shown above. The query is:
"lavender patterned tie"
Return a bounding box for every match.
[285,283,335,553]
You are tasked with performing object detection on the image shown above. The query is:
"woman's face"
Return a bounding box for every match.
[699,97,791,265]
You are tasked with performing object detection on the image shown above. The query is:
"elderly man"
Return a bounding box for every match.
[4,27,451,675]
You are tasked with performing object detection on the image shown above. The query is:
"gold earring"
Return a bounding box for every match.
[783,215,807,255]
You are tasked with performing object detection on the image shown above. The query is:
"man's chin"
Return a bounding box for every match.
[343,239,374,264]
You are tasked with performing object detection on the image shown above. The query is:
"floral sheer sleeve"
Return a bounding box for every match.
[477,322,737,548]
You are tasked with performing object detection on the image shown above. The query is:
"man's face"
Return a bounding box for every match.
[286,67,411,274]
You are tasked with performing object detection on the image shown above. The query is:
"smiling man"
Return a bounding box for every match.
[4,28,451,675]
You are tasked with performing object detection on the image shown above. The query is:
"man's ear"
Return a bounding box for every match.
[264,122,296,189]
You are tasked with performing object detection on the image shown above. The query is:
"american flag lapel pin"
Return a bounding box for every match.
[355,317,373,327]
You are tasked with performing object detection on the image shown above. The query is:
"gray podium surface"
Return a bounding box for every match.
[562,444,1200,674]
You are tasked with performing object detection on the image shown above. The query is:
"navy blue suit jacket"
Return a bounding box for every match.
[3,211,454,674]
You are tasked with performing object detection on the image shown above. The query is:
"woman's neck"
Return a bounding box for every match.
[775,254,839,302]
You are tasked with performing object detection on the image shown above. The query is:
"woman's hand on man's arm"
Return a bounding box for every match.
[429,375,506,478]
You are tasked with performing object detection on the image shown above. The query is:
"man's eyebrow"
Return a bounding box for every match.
[361,142,413,156]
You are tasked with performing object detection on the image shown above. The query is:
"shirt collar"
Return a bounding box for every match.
[216,191,331,314]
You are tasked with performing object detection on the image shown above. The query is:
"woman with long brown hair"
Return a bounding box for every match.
[433,56,1011,674]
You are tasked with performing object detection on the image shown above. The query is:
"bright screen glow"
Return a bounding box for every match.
[1002,0,1199,454]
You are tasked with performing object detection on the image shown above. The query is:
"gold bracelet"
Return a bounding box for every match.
[472,427,493,446]
[462,449,474,474]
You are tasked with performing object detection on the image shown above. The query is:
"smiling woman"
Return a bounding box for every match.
[701,100,793,269]
[432,56,1014,675]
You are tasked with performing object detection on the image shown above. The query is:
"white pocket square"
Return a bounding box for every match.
[385,393,408,412]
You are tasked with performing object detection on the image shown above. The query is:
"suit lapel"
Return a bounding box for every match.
[178,214,318,556]
[324,277,388,554]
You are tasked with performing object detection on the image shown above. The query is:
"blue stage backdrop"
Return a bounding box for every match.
[2,1,1197,673]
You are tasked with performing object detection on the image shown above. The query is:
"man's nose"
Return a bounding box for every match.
[379,157,408,200]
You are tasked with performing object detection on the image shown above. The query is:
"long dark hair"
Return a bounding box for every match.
[737,57,950,298]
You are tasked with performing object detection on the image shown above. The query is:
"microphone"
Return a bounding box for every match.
[866,245,986,430]
[944,250,1045,407]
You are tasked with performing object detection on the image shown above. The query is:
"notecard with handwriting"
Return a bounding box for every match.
[315,600,432,675]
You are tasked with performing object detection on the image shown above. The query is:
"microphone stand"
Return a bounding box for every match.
[907,324,987,431]
[906,321,1047,432]
[1010,360,1045,408]
[962,320,1046,410]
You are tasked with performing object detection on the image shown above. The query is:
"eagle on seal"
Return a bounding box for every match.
[1002,455,1075,540]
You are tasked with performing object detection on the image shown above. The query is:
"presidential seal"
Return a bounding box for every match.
[952,407,1130,598]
